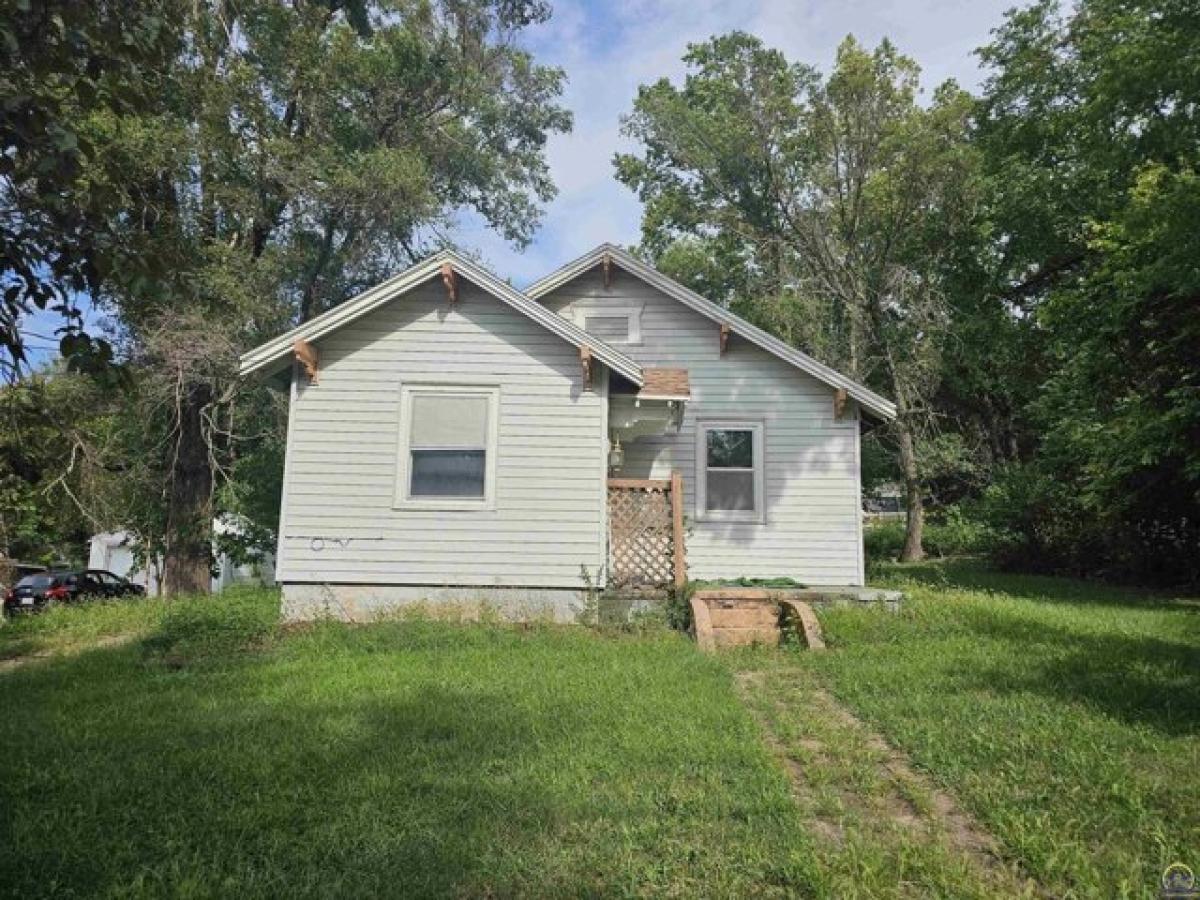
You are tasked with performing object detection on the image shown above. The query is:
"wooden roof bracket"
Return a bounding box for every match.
[580,345,593,389]
[719,322,731,356]
[833,388,849,420]
[440,262,458,304]
[293,338,319,384]
[601,252,613,290]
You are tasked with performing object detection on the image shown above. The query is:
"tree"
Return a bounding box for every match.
[16,0,570,593]
[0,0,180,379]
[616,34,980,560]
[975,0,1200,583]
[0,366,114,567]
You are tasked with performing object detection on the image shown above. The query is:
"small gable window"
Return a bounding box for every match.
[584,314,631,343]
[576,303,641,345]
[696,421,764,522]
[396,384,499,509]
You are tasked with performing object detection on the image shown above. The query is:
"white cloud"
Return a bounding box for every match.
[458,0,1016,287]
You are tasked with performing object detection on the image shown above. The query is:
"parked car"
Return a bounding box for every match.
[0,561,46,592]
[3,569,145,615]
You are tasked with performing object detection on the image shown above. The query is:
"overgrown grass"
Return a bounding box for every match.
[790,560,1200,898]
[3,565,1197,897]
[0,590,818,898]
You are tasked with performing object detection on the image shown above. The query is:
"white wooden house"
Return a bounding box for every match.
[239,245,895,621]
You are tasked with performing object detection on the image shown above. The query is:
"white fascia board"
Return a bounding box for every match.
[238,251,644,387]
[527,244,897,421]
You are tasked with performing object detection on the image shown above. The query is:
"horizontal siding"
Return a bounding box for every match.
[278,277,605,589]
[542,265,864,586]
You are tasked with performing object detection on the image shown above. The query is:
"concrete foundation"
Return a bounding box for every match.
[280,582,593,624]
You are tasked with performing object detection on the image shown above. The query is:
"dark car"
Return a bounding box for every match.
[3,569,145,615]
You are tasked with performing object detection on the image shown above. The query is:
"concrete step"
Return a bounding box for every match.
[708,604,780,629]
[712,627,781,648]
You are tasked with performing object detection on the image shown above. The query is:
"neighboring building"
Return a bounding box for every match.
[864,482,906,521]
[239,245,896,621]
[88,518,276,595]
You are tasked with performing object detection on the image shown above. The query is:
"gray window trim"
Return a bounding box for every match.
[694,420,765,523]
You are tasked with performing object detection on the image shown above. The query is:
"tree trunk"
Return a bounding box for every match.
[896,419,925,562]
[162,383,214,595]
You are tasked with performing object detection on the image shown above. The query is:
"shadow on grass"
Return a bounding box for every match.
[0,636,586,897]
[951,608,1200,736]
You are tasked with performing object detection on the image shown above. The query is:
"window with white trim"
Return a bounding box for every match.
[695,422,764,521]
[396,384,499,509]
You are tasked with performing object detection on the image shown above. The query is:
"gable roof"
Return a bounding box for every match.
[526,244,897,420]
[238,250,645,387]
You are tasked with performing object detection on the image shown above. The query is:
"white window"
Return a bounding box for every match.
[575,303,642,344]
[695,421,764,522]
[395,384,499,510]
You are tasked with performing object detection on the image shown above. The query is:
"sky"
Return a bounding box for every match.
[455,0,1019,286]
[18,0,1019,363]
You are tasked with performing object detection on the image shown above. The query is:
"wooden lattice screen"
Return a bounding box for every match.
[607,474,686,589]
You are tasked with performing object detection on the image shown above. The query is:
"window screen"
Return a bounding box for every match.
[583,314,630,343]
[704,428,757,513]
[406,391,492,499]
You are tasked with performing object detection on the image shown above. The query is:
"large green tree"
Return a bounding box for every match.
[1,0,179,378]
[616,34,980,560]
[976,0,1200,582]
[6,0,570,592]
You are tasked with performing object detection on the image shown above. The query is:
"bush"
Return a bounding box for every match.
[864,506,996,564]
[976,462,1200,586]
[974,463,1092,574]
[664,582,696,632]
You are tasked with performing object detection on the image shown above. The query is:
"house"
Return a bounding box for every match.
[239,244,896,621]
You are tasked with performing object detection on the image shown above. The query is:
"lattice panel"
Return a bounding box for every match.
[608,482,675,587]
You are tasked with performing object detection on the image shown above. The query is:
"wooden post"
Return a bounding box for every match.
[833,388,848,420]
[670,469,686,588]
[719,323,731,356]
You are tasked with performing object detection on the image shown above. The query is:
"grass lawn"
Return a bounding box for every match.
[1,561,1197,898]
[0,592,817,898]
[733,560,1200,899]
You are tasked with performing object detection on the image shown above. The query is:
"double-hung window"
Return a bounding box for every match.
[696,421,764,521]
[395,384,499,509]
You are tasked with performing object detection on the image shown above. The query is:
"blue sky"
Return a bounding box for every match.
[19,0,1017,363]
[457,0,1019,285]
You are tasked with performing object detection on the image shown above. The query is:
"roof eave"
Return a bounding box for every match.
[527,244,897,421]
[238,250,644,388]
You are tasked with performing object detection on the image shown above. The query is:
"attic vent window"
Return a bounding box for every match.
[576,303,642,344]
[395,384,499,510]
[584,315,630,343]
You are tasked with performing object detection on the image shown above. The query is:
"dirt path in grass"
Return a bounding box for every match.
[0,633,139,673]
[735,669,1047,897]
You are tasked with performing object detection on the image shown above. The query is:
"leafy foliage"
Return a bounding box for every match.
[0,0,181,378]
[616,33,983,561]
[3,0,571,592]
[973,0,1200,584]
